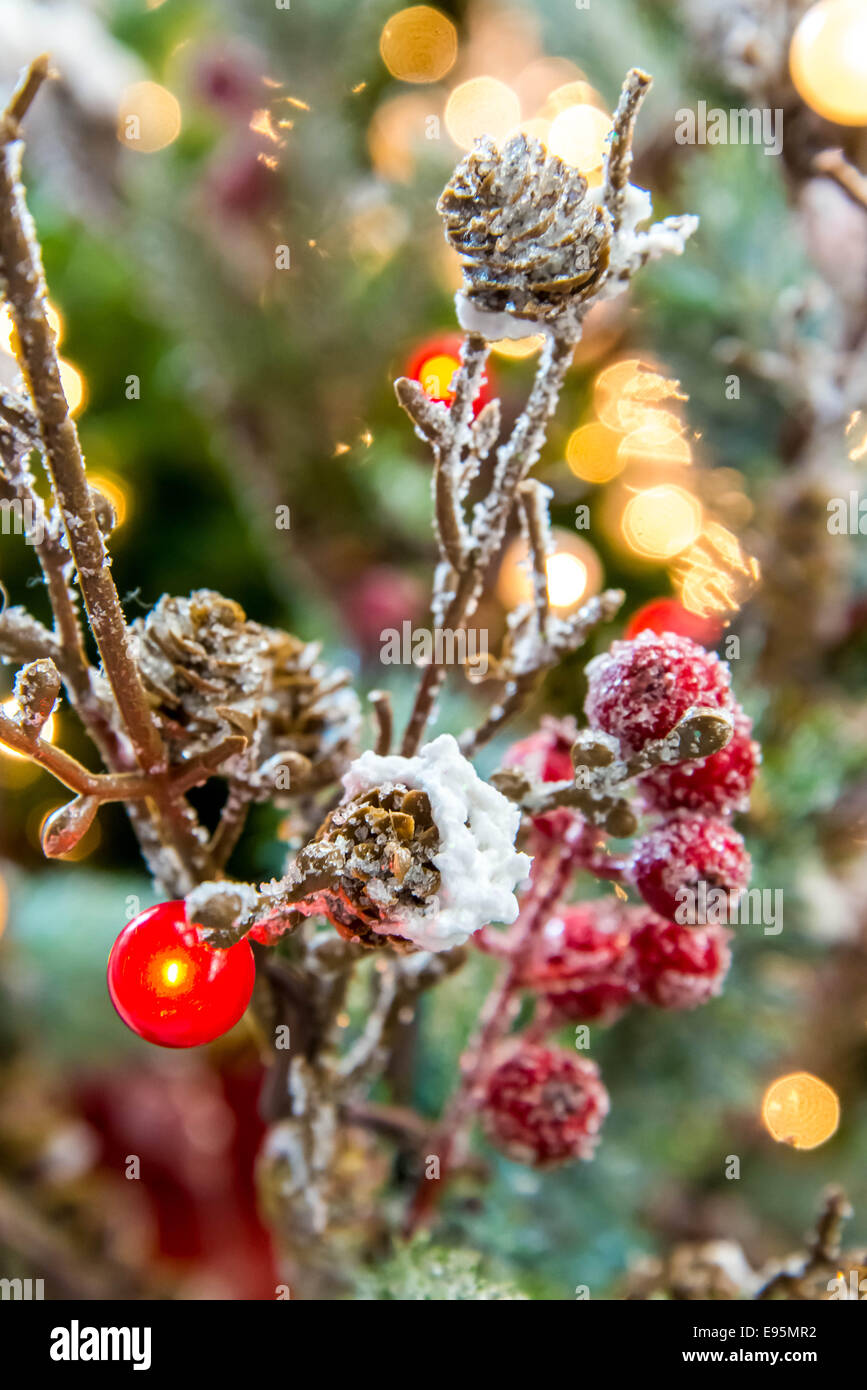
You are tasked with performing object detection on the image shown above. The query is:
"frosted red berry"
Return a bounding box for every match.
[638,707,760,817]
[630,814,751,922]
[584,630,732,755]
[480,1042,609,1166]
[107,900,256,1048]
[522,903,638,1024]
[504,717,576,784]
[630,913,732,1009]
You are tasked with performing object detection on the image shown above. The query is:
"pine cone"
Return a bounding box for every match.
[437,134,611,328]
[131,589,360,797]
[290,783,443,952]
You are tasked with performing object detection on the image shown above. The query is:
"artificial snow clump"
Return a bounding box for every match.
[340,734,531,952]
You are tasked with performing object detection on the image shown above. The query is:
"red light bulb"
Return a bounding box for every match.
[107,901,255,1048]
[405,334,494,414]
[624,598,723,647]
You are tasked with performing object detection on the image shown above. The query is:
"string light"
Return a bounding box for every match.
[117,82,182,153]
[762,1072,840,1149]
[594,359,686,433]
[790,0,867,126]
[405,335,493,411]
[87,472,129,529]
[379,6,458,84]
[566,421,625,484]
[58,361,86,416]
[497,530,602,613]
[547,103,611,179]
[490,334,545,360]
[445,77,521,149]
[621,484,702,560]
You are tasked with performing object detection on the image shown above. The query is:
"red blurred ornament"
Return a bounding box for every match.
[108,901,255,1049]
[405,334,494,415]
[624,598,723,647]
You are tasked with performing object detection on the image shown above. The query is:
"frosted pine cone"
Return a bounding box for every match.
[276,735,531,953]
[438,134,611,335]
[130,590,360,797]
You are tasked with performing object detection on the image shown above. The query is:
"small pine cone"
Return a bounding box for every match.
[630,913,732,1010]
[481,1042,609,1167]
[438,134,611,331]
[131,590,360,795]
[585,630,732,756]
[292,782,443,952]
[637,705,760,817]
[630,814,751,922]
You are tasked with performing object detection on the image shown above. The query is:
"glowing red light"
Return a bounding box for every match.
[107,900,255,1048]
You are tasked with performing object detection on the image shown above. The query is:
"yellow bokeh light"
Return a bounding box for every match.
[595,358,686,433]
[674,524,760,619]
[621,484,702,560]
[117,82,182,153]
[617,419,693,469]
[161,957,189,989]
[418,352,460,400]
[790,0,867,126]
[1,302,61,356]
[380,6,458,84]
[490,334,546,359]
[762,1071,840,1149]
[87,472,128,529]
[445,77,521,149]
[1,699,56,760]
[547,103,610,178]
[515,117,551,145]
[543,81,606,119]
[368,92,432,182]
[545,551,588,608]
[59,360,85,416]
[566,421,625,484]
[497,531,602,613]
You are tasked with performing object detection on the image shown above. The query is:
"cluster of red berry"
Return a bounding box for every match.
[480,630,759,1168]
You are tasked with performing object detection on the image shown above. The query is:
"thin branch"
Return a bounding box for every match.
[602,68,652,232]
[368,688,393,755]
[812,148,867,214]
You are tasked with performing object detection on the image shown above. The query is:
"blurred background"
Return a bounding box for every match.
[1,0,866,1299]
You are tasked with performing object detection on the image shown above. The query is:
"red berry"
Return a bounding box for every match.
[624,598,723,647]
[522,903,638,1023]
[504,718,578,842]
[481,1042,609,1166]
[107,901,255,1049]
[504,717,576,784]
[630,913,732,1009]
[630,814,751,922]
[638,707,760,817]
[584,630,732,755]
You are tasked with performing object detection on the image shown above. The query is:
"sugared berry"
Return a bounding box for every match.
[630,814,751,922]
[481,1042,609,1166]
[638,706,760,817]
[522,903,637,1023]
[630,914,732,1009]
[585,631,732,755]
